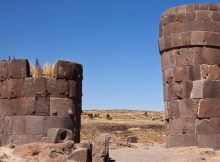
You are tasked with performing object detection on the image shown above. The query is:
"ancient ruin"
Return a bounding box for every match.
[159,3,220,148]
[0,59,83,145]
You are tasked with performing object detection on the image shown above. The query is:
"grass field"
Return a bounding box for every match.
[81,110,165,146]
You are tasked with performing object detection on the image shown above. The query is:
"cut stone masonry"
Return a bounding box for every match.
[0,59,83,145]
[159,3,220,149]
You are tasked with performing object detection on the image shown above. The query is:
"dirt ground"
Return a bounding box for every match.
[110,144,220,162]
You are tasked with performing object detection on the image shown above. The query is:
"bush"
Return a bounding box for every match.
[106,113,112,120]
[88,113,94,119]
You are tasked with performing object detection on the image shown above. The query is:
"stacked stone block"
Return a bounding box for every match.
[159,3,220,148]
[0,59,83,145]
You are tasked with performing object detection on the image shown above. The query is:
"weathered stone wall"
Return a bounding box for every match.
[159,3,220,148]
[0,59,83,145]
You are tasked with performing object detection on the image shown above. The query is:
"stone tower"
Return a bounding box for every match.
[0,59,83,145]
[159,3,220,148]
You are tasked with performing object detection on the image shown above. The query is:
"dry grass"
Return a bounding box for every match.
[30,63,54,77]
[81,110,165,145]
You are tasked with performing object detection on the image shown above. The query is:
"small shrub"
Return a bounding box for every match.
[88,113,94,119]
[106,113,112,120]
[144,112,148,117]
[94,113,99,118]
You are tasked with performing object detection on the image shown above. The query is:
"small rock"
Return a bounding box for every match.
[5,143,15,149]
[68,147,92,162]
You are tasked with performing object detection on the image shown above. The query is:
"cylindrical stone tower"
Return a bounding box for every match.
[0,59,83,145]
[159,3,220,148]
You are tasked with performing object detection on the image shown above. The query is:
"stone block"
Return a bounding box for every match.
[0,99,10,117]
[168,119,195,135]
[204,32,220,46]
[190,80,216,99]
[171,84,183,100]
[198,99,220,118]
[0,118,3,134]
[34,96,50,115]
[4,116,13,134]
[193,47,220,65]
[163,84,171,101]
[183,21,215,33]
[27,134,46,143]
[44,116,74,133]
[46,78,68,97]
[196,10,212,21]
[186,4,194,11]
[0,61,8,81]
[0,79,24,99]
[23,77,47,97]
[53,60,83,81]
[191,31,205,45]
[68,148,92,162]
[166,100,180,119]
[69,80,82,98]
[209,3,218,11]
[182,81,193,98]
[213,11,220,21]
[33,77,47,96]
[190,80,205,99]
[25,116,45,135]
[185,12,195,21]
[164,101,169,119]
[171,22,183,34]
[175,13,185,22]
[159,37,165,52]
[69,147,92,162]
[172,33,181,47]
[179,99,198,118]
[196,118,220,135]
[50,97,73,116]
[46,128,73,143]
[198,134,220,149]
[8,59,30,79]
[161,25,171,37]
[166,133,197,147]
[199,4,209,10]
[9,97,35,115]
[173,66,192,82]
[163,68,173,84]
[167,119,182,135]
[92,135,109,162]
[174,48,194,66]
[160,16,169,27]
[207,65,220,80]
[12,116,26,135]
[170,81,193,99]
[193,64,220,80]
[161,51,175,70]
[164,36,172,49]
[181,32,191,46]
[2,135,28,145]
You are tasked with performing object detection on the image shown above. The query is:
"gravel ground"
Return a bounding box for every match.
[110,144,220,162]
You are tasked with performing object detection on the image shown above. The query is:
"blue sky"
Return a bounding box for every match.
[0,0,219,111]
